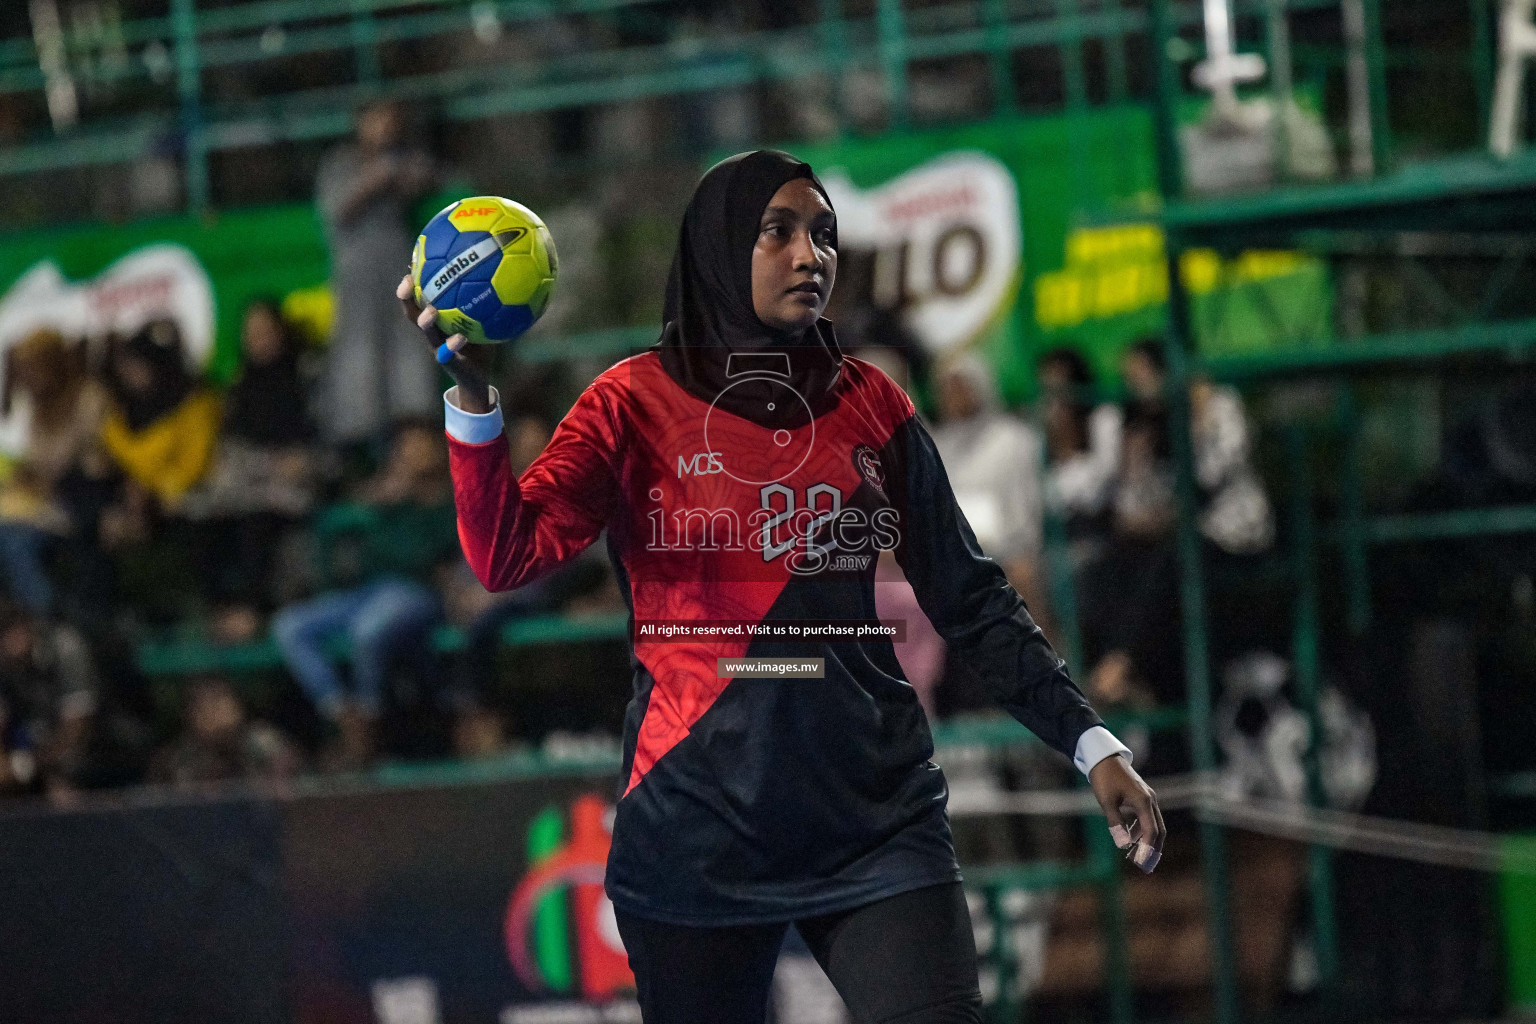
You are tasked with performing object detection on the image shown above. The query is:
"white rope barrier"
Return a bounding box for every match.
[947,772,1536,876]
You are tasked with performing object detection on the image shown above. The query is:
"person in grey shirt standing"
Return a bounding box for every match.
[315,98,440,451]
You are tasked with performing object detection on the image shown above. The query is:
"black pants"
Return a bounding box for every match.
[614,881,984,1024]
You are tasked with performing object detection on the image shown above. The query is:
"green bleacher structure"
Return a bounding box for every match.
[134,607,632,675]
[9,0,1536,1020]
[1145,0,1536,1019]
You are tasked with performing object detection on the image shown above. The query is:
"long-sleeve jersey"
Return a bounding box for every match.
[446,350,1125,925]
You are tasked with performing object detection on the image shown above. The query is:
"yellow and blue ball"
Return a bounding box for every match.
[411,196,557,345]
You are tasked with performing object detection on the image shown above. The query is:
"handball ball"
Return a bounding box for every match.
[411,196,558,344]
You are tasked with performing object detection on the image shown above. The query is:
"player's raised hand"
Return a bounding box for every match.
[398,272,492,414]
[1089,753,1166,873]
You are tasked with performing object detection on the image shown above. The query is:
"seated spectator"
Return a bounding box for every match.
[147,676,302,789]
[0,600,102,799]
[1120,337,1171,423]
[1078,339,1274,718]
[1037,346,1121,564]
[1117,337,1273,555]
[926,359,1075,863]
[180,299,325,640]
[271,418,459,769]
[94,321,223,624]
[1110,402,1176,543]
[0,329,111,617]
[99,320,221,509]
[929,352,1050,626]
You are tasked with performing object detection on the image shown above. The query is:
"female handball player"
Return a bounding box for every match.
[396,149,1164,1024]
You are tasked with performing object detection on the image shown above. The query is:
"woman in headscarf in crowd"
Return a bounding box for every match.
[180,300,322,637]
[1078,337,1274,719]
[99,319,221,509]
[89,321,222,623]
[399,150,1164,1024]
[931,351,1048,617]
[222,298,316,454]
[1036,346,1122,564]
[1113,336,1272,555]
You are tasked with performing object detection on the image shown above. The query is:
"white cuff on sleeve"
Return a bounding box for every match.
[1073,725,1132,778]
[444,385,503,444]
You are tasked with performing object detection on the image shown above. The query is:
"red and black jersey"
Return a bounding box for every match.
[447,348,1106,925]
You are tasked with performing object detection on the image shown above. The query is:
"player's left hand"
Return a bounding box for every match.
[1088,753,1165,873]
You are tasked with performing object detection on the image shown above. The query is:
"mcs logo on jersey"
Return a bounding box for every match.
[677,451,725,477]
[505,794,633,1002]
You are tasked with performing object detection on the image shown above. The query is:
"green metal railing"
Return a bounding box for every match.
[1147,1,1536,1021]
[134,608,631,676]
[2,0,1463,214]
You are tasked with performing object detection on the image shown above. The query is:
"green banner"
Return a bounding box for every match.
[796,106,1330,403]
[0,204,334,386]
[1504,835,1536,1011]
[0,108,1330,415]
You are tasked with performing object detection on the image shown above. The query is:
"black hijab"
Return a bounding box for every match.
[653,150,844,428]
[108,321,197,432]
[225,311,314,447]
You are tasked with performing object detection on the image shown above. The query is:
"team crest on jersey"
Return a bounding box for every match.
[852,444,885,493]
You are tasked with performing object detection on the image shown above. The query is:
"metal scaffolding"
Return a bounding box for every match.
[1149,0,1534,1020]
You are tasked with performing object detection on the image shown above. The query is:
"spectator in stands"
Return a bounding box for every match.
[1037,346,1121,565]
[1116,337,1274,556]
[930,351,1052,630]
[0,600,101,798]
[147,675,301,788]
[271,418,459,769]
[99,320,221,512]
[1077,401,1180,722]
[316,98,440,456]
[180,299,324,641]
[926,349,1063,790]
[1078,338,1273,714]
[1110,402,1177,543]
[1120,337,1171,423]
[927,353,1083,862]
[95,321,222,624]
[0,329,111,617]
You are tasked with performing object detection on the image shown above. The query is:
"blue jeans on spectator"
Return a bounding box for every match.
[0,523,53,615]
[272,577,441,720]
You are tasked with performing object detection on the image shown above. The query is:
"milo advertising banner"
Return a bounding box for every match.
[0,104,1329,446]
[798,106,1330,403]
[0,204,335,376]
[0,205,333,456]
